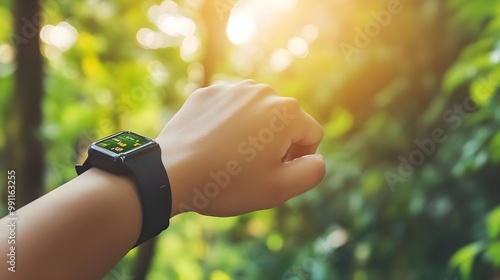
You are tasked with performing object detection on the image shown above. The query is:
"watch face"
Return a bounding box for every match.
[95,132,151,155]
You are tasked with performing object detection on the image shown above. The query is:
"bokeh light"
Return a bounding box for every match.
[288,36,309,58]
[157,14,196,37]
[300,24,319,42]
[270,48,293,72]
[181,35,200,61]
[138,0,198,59]
[136,28,174,49]
[40,22,78,52]
[327,228,349,248]
[0,44,14,64]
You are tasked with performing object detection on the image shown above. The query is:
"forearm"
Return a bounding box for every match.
[0,168,142,279]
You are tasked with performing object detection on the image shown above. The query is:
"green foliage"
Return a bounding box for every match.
[450,242,484,280]
[486,242,500,267]
[444,1,500,277]
[487,207,500,240]
[450,206,500,279]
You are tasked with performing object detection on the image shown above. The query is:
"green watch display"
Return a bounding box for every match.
[75,131,172,247]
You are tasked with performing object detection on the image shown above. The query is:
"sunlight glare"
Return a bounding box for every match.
[274,0,297,11]
[226,7,256,45]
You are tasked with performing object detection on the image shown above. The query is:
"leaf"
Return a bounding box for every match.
[450,242,484,280]
[443,62,474,94]
[470,75,497,106]
[324,108,353,139]
[486,206,500,239]
[210,270,232,280]
[489,132,500,162]
[485,241,500,267]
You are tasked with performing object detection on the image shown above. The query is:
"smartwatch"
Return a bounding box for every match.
[75,131,172,247]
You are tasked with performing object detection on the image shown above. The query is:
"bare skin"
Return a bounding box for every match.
[0,80,325,279]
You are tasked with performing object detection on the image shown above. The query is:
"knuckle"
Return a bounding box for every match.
[254,83,276,97]
[241,79,258,85]
[268,96,298,106]
[282,97,300,110]
[247,84,278,105]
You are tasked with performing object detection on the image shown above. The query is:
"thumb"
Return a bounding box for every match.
[278,154,326,199]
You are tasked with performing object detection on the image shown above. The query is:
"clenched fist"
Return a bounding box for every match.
[157,80,325,217]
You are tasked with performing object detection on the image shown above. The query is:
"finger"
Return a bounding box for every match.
[275,154,326,202]
[288,112,323,159]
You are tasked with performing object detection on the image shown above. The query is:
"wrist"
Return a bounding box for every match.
[160,153,191,218]
[77,131,172,246]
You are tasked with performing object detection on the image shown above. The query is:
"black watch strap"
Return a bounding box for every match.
[75,150,171,247]
[124,151,171,247]
[75,159,92,175]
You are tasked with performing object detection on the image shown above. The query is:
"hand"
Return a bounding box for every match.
[157,80,325,217]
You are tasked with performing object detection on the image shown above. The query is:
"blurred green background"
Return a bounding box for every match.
[1,0,500,279]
